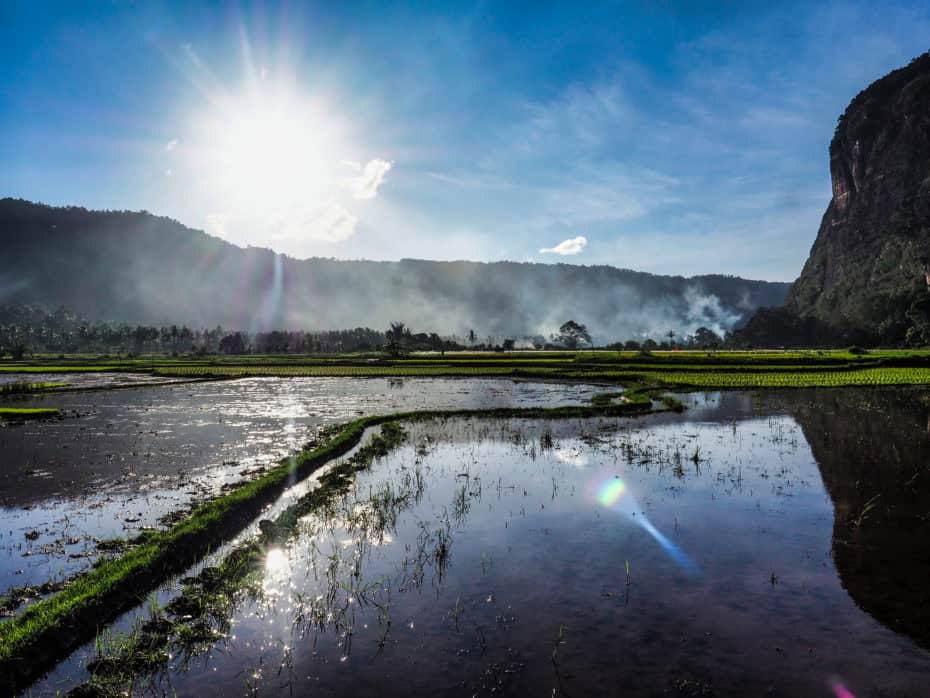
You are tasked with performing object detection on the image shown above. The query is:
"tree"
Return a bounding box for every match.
[693,326,723,349]
[219,332,246,355]
[385,322,411,356]
[553,320,592,349]
[502,338,515,351]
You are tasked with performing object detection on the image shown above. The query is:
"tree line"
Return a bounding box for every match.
[0,303,732,358]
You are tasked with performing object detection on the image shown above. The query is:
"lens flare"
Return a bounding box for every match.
[831,681,856,698]
[597,478,626,507]
[593,475,697,574]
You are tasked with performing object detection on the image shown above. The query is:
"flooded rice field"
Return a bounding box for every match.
[0,371,193,390]
[25,387,930,697]
[0,378,603,593]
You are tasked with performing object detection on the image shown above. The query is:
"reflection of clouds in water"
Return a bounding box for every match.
[554,446,588,467]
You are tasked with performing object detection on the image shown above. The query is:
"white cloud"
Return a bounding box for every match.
[164,138,178,151]
[540,236,587,255]
[353,158,393,200]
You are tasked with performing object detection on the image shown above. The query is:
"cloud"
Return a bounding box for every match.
[353,158,393,200]
[164,138,178,151]
[274,202,359,243]
[540,236,587,255]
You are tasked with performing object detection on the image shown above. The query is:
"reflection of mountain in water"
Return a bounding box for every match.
[788,388,930,648]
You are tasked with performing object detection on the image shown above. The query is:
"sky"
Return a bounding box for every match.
[1,1,929,281]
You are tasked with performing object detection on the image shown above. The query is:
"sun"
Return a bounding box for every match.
[189,86,347,214]
[177,75,388,248]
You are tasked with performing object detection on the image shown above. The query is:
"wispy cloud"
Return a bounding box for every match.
[541,236,587,255]
[353,158,393,200]
[274,202,359,242]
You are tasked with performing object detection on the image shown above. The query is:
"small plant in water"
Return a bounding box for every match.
[540,428,554,450]
[448,596,463,631]
[851,493,881,527]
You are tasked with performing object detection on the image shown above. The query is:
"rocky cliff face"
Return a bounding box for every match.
[782,52,930,344]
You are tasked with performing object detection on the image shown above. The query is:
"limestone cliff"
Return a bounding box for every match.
[781,52,930,344]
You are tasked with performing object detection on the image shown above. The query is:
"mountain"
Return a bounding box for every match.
[743,52,930,346]
[0,198,789,342]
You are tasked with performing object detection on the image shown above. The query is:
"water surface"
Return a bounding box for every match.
[38,388,930,697]
[0,378,603,592]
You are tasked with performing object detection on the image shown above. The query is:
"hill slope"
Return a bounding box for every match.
[0,198,789,342]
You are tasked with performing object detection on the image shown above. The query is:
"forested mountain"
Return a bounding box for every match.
[0,198,789,343]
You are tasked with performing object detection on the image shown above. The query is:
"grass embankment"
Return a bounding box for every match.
[0,397,655,693]
[0,381,67,394]
[9,349,930,389]
[148,360,930,389]
[71,421,412,695]
[0,407,61,420]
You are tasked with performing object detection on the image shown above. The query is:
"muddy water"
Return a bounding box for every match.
[0,378,604,591]
[55,388,929,698]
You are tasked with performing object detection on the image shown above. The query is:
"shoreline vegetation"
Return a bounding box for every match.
[0,393,663,694]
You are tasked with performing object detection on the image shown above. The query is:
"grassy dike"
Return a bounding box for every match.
[0,391,660,694]
[0,407,61,420]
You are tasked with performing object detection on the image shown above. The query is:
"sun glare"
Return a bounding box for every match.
[187,84,353,223]
[207,96,332,208]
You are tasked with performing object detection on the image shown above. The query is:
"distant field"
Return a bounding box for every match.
[5,348,930,390]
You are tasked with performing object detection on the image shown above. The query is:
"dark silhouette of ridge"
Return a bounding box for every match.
[0,198,789,341]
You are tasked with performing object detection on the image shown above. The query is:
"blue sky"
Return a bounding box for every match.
[2,1,929,280]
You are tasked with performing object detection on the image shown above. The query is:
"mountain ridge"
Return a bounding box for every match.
[0,197,790,342]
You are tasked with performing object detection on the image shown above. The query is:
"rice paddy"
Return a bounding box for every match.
[4,354,930,696]
[6,349,930,391]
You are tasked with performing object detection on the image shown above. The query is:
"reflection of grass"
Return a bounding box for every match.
[0,407,60,420]
[0,399,657,694]
[851,494,882,527]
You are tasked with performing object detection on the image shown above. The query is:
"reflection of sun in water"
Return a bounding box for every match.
[265,547,288,574]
